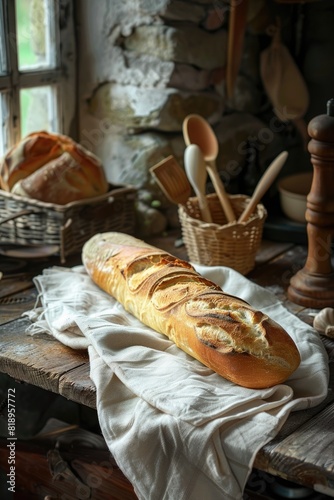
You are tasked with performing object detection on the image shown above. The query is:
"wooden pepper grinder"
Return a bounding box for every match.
[288,99,334,308]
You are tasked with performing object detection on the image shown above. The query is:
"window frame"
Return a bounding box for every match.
[0,0,76,152]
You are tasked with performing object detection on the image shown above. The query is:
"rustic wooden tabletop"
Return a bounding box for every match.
[0,232,333,499]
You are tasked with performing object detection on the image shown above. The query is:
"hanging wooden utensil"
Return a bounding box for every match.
[226,0,249,99]
[260,18,309,124]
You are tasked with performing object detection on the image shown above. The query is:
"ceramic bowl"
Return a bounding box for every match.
[278,172,313,223]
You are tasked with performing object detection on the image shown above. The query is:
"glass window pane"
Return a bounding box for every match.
[15,0,56,71]
[20,85,58,137]
[0,93,10,156]
[0,2,8,75]
[0,95,5,156]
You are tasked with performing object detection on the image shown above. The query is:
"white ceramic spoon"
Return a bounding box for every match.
[184,144,212,223]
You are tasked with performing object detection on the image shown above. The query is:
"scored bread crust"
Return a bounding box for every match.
[82,232,301,389]
[12,151,108,204]
[0,131,109,203]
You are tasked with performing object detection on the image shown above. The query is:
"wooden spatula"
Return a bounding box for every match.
[150,155,192,206]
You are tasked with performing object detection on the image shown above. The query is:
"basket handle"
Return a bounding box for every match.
[0,209,40,225]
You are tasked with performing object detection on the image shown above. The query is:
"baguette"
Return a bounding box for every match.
[82,232,301,389]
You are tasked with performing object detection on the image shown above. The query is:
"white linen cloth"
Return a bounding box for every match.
[25,264,329,500]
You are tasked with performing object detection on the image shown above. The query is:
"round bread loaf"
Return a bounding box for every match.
[12,151,108,204]
[0,131,109,204]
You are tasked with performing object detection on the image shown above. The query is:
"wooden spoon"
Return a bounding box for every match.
[184,144,212,223]
[183,114,236,222]
[150,155,192,206]
[238,150,288,223]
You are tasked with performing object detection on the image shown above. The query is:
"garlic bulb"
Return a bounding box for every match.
[313,308,334,338]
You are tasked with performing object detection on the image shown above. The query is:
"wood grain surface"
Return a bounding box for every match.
[0,234,333,498]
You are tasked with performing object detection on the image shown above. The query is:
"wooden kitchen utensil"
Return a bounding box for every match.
[260,18,309,124]
[238,150,288,223]
[150,155,192,206]
[226,0,249,99]
[184,144,212,223]
[183,114,236,223]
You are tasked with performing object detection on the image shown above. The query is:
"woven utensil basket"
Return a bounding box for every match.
[178,193,267,274]
[0,184,137,263]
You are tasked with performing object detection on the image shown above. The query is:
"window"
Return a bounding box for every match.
[0,0,76,156]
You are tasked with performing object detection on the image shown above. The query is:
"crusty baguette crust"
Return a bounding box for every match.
[82,232,301,389]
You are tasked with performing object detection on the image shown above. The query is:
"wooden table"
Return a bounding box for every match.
[0,233,333,499]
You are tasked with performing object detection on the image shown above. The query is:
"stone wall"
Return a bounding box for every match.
[76,0,334,236]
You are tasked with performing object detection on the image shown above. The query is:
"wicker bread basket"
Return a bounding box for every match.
[0,184,137,263]
[178,193,267,274]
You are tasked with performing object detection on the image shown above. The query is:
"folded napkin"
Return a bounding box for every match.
[25,264,329,500]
